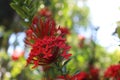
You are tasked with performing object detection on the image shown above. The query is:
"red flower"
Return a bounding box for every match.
[58,27,70,36]
[71,72,88,80]
[12,50,24,61]
[26,36,71,68]
[89,67,99,80]
[25,16,71,68]
[25,16,57,45]
[39,7,52,17]
[104,64,120,79]
[32,16,56,38]
[78,35,85,48]
[78,35,85,41]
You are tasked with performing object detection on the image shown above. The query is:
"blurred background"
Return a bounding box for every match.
[0,0,120,80]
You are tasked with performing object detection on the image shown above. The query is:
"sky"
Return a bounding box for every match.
[87,0,120,52]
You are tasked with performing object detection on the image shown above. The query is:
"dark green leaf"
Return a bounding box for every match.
[10,3,27,18]
[62,59,71,67]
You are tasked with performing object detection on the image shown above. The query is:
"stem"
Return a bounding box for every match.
[55,63,70,80]
[60,69,69,80]
[43,67,50,80]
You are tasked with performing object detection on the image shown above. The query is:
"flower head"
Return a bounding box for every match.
[25,15,71,68]
[104,64,120,79]
[27,36,71,68]
[25,16,56,45]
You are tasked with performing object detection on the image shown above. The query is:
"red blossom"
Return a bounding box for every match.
[78,35,85,48]
[25,16,57,45]
[71,72,88,80]
[26,29,33,36]
[39,7,52,17]
[12,50,24,61]
[89,67,99,80]
[104,64,120,79]
[78,35,85,41]
[32,16,39,24]
[27,36,71,68]
[25,16,71,68]
[58,27,70,36]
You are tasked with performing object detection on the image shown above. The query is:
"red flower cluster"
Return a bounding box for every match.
[27,36,71,68]
[25,13,71,68]
[71,67,99,80]
[58,27,70,37]
[104,64,120,80]
[56,67,100,80]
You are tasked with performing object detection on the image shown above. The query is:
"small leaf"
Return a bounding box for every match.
[27,0,33,6]
[20,20,29,27]
[62,59,71,67]
[117,27,120,38]
[22,6,30,15]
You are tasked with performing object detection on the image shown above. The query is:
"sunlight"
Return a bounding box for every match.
[87,0,120,51]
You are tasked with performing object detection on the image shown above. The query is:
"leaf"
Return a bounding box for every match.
[10,0,41,27]
[27,0,33,6]
[20,20,29,27]
[62,59,71,67]
[117,27,120,38]
[23,6,30,12]
[10,3,27,18]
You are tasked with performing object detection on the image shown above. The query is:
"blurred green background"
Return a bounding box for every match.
[0,0,120,80]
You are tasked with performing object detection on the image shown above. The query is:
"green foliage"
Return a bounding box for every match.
[10,0,40,26]
[42,0,89,29]
[0,50,42,80]
[109,49,120,64]
[10,58,25,78]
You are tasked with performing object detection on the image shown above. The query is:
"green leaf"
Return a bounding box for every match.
[62,59,71,67]
[22,6,30,15]
[10,3,27,18]
[27,0,33,6]
[20,20,29,27]
[117,27,120,38]
[10,0,40,27]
